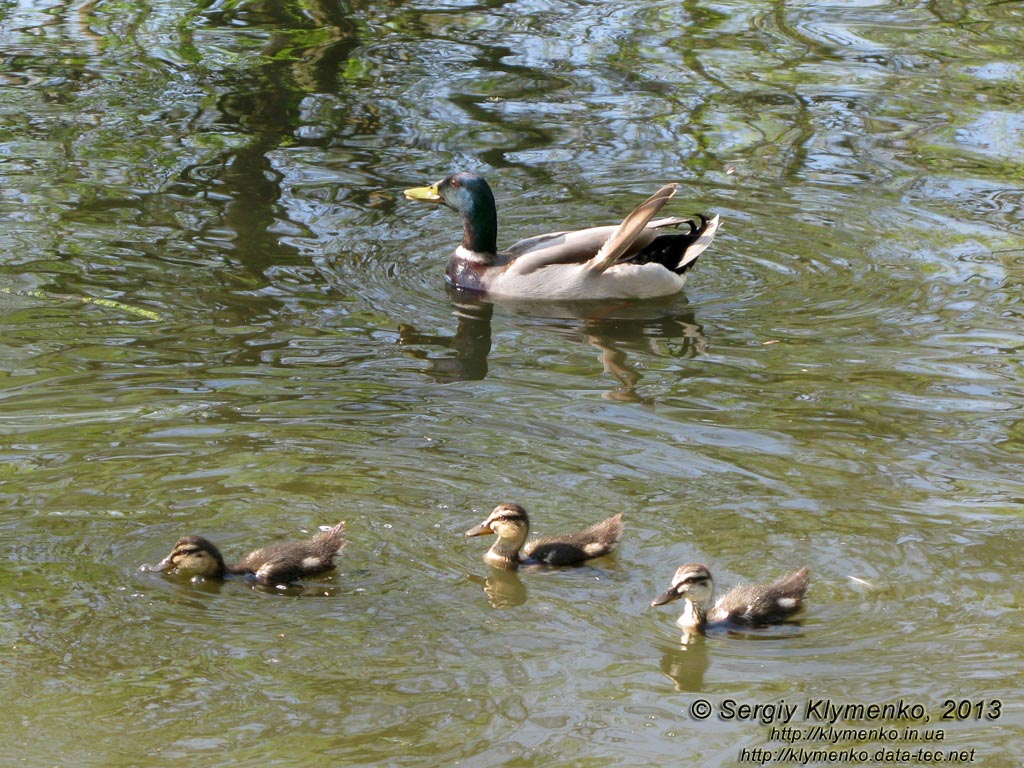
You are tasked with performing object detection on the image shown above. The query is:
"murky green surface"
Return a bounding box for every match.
[1,0,1022,765]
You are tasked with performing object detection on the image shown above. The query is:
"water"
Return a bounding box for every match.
[1,0,1022,765]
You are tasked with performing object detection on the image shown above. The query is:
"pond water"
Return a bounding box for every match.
[1,0,1022,765]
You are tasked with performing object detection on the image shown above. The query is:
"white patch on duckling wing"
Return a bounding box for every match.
[302,556,325,570]
[255,562,279,583]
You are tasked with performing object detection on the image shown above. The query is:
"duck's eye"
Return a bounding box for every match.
[684,575,707,585]
[450,178,461,188]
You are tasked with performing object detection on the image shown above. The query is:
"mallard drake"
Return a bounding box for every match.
[404,172,719,300]
[465,502,623,569]
[651,563,808,636]
[142,522,347,586]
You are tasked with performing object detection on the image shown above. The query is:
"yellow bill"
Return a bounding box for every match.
[403,182,443,203]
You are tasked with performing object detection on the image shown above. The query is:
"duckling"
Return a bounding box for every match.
[404,171,719,300]
[651,563,808,636]
[465,502,623,569]
[142,522,347,586]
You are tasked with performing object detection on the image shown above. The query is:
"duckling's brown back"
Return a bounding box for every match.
[231,522,347,585]
[523,513,623,566]
[713,567,808,626]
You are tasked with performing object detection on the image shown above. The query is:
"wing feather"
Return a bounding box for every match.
[586,183,678,273]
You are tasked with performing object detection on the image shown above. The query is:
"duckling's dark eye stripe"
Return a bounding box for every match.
[493,513,523,523]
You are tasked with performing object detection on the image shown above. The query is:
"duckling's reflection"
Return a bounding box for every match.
[398,286,707,398]
[149,572,343,598]
[658,638,712,692]
[466,568,528,609]
[249,581,344,598]
[163,576,226,597]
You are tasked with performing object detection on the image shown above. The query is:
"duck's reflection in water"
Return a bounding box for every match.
[150,575,344,598]
[466,568,528,609]
[574,310,707,404]
[398,296,494,382]
[658,639,712,692]
[398,287,707,399]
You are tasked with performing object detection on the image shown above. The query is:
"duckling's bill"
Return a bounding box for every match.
[141,554,177,573]
[465,520,494,537]
[650,585,682,607]
[404,182,444,203]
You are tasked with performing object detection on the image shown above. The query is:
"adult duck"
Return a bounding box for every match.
[404,172,719,300]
